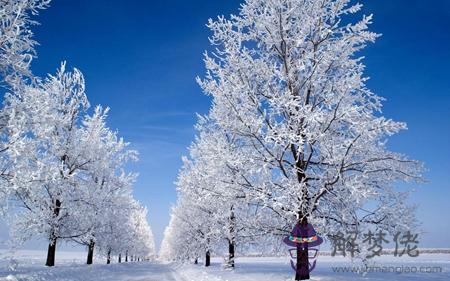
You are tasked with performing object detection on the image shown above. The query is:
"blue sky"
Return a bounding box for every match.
[7,0,449,250]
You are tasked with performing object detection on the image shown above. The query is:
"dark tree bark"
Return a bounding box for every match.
[295,217,310,280]
[205,250,211,267]
[194,258,198,264]
[125,251,128,262]
[107,249,111,264]
[290,125,310,280]
[118,253,122,263]
[87,240,95,265]
[295,246,310,280]
[228,207,236,268]
[228,240,235,268]
[46,199,61,267]
[45,237,57,267]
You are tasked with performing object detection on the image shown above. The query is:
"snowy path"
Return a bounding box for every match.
[1,251,449,281]
[0,262,185,281]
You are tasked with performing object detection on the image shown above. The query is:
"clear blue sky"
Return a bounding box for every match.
[11,0,450,250]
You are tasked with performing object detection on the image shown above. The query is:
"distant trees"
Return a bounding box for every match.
[162,0,424,279]
[0,0,155,266]
[89,198,155,264]
[159,118,286,266]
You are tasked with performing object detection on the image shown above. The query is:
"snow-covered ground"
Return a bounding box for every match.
[0,250,449,280]
[178,254,450,281]
[0,250,180,281]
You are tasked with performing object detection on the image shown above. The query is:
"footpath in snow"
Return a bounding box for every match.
[0,250,181,281]
[1,251,449,281]
[1,262,181,281]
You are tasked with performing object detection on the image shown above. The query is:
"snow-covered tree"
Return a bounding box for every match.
[1,1,155,269]
[186,0,425,279]
[4,63,93,266]
[166,115,288,267]
[0,0,50,211]
[160,196,214,264]
[127,203,156,261]
[4,63,155,266]
[176,121,241,266]
[159,224,174,261]
[174,117,272,267]
[0,0,50,84]
[94,198,155,264]
[69,106,139,264]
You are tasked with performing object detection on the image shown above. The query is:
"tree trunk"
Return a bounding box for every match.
[118,253,122,263]
[205,250,211,267]
[290,130,310,280]
[125,251,128,262]
[295,217,310,280]
[46,199,61,267]
[295,246,310,280]
[107,249,111,264]
[87,240,95,265]
[45,237,57,267]
[228,207,236,268]
[194,258,198,264]
[228,240,235,268]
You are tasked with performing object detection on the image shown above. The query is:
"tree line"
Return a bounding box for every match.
[159,0,424,280]
[0,0,155,266]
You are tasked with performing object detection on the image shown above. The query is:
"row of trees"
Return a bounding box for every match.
[0,0,155,266]
[160,0,423,280]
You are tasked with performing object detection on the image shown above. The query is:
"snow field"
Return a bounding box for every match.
[1,251,448,281]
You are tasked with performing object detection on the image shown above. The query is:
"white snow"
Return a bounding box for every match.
[1,251,449,281]
[0,250,178,281]
[178,255,450,281]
